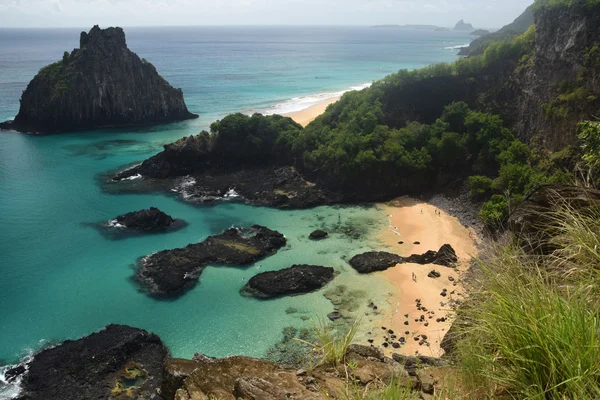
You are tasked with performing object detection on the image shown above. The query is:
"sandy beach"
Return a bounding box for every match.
[368,197,479,357]
[283,96,340,126]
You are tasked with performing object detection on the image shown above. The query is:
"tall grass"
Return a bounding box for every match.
[456,206,600,399]
[296,317,361,367]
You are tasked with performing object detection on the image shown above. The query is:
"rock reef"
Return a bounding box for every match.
[348,252,404,273]
[111,207,178,231]
[137,225,286,297]
[0,25,197,134]
[240,265,335,299]
[349,245,458,273]
[8,324,168,400]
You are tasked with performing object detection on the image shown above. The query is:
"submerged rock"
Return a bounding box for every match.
[309,230,329,240]
[0,25,197,134]
[11,324,167,400]
[348,252,404,273]
[111,207,177,231]
[241,265,335,299]
[137,225,286,297]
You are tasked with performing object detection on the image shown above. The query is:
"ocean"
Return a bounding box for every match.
[0,26,469,397]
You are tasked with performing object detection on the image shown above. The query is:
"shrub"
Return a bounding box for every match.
[479,194,509,228]
[468,175,493,198]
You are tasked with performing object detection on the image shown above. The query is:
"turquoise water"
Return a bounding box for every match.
[0,27,468,395]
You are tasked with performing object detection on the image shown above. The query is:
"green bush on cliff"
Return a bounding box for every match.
[209,113,303,163]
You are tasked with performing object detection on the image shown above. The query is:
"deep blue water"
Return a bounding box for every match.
[0,26,469,397]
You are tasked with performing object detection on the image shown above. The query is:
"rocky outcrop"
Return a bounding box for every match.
[349,245,458,273]
[111,207,178,231]
[348,252,404,273]
[9,324,168,400]
[309,230,328,240]
[112,163,343,210]
[509,185,600,254]
[162,346,408,400]
[0,25,197,134]
[137,225,286,297]
[240,265,335,299]
[405,244,458,267]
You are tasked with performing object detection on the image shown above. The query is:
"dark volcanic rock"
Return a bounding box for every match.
[138,225,286,297]
[13,324,168,400]
[0,25,197,134]
[241,265,335,299]
[309,230,328,240]
[112,207,176,231]
[509,185,600,254]
[348,252,404,273]
[406,244,457,267]
[327,311,342,321]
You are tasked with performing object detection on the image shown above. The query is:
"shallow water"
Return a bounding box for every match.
[0,26,467,397]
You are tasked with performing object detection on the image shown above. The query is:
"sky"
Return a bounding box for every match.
[0,0,533,28]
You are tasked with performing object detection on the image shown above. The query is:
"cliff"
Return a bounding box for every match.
[0,25,198,134]
[459,6,534,56]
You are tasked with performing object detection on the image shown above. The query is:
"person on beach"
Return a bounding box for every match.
[412,272,417,282]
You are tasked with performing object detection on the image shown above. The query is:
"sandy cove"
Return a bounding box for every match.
[283,96,340,127]
[368,197,479,358]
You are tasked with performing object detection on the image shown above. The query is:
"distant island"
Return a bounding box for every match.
[454,19,474,31]
[0,25,198,134]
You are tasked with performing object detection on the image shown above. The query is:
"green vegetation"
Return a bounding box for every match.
[38,60,69,100]
[456,199,600,399]
[297,318,360,367]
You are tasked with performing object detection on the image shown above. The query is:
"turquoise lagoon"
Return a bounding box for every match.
[0,26,468,395]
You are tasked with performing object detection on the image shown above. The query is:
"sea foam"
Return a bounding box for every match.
[0,350,35,400]
[261,83,372,116]
[444,44,470,49]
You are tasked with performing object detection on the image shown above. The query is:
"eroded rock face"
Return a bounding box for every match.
[137,225,286,297]
[509,185,600,254]
[112,207,176,231]
[11,325,168,400]
[163,348,407,400]
[0,25,197,134]
[240,265,335,299]
[348,252,404,273]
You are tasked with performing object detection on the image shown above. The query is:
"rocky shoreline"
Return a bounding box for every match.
[5,325,448,400]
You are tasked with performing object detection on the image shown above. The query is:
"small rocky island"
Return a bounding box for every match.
[241,264,335,298]
[137,225,286,297]
[100,207,186,239]
[0,25,197,134]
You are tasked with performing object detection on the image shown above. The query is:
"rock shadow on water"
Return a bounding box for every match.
[62,139,160,160]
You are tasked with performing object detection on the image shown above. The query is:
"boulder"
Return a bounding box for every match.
[0,26,197,134]
[241,265,335,299]
[309,230,328,240]
[137,225,286,297]
[348,252,404,273]
[111,207,177,231]
[327,311,342,321]
[406,244,457,267]
[11,325,168,400]
[509,185,600,254]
